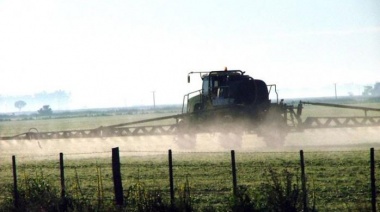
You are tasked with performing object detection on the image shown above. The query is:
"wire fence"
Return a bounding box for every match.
[0,148,379,211]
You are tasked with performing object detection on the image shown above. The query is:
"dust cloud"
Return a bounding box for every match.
[286,127,380,151]
[1,127,379,163]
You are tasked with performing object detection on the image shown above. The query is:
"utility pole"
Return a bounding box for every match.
[334,83,337,99]
[152,91,156,109]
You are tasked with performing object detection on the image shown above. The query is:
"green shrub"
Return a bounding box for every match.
[229,185,256,211]
[126,180,168,212]
[2,172,62,211]
[175,175,193,211]
[255,167,306,211]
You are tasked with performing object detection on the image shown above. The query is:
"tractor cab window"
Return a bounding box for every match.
[211,80,219,97]
[210,76,234,106]
[202,74,236,106]
[202,77,209,96]
[217,86,229,98]
[202,76,224,98]
[211,77,229,98]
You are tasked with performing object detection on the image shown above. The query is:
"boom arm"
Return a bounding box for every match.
[301,101,380,116]
[297,101,380,129]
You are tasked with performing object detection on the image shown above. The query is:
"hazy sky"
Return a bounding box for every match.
[1,0,379,109]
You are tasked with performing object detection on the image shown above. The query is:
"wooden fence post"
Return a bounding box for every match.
[12,155,19,209]
[60,153,65,198]
[370,148,376,212]
[300,150,308,212]
[168,149,175,206]
[59,153,67,210]
[231,150,237,196]
[112,147,124,206]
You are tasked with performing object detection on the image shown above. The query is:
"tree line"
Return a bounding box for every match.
[362,82,380,96]
[0,90,70,113]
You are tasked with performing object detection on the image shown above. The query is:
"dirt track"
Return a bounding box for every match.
[1,127,379,162]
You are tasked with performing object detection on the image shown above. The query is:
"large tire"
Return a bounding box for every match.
[262,126,286,148]
[174,118,197,149]
[212,115,244,149]
[260,109,288,148]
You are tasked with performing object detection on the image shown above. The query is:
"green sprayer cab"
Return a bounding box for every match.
[181,69,288,146]
[186,70,271,113]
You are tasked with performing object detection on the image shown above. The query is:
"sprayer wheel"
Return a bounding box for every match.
[259,108,288,148]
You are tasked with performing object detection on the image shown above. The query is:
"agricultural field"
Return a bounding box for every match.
[0,100,380,210]
[0,149,379,211]
[0,108,179,137]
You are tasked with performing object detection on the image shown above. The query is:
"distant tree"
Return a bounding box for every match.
[373,82,380,96]
[362,86,373,96]
[34,90,71,109]
[14,100,27,111]
[38,105,53,116]
[363,82,380,96]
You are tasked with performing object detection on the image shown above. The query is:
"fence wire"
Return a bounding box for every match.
[0,149,379,210]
